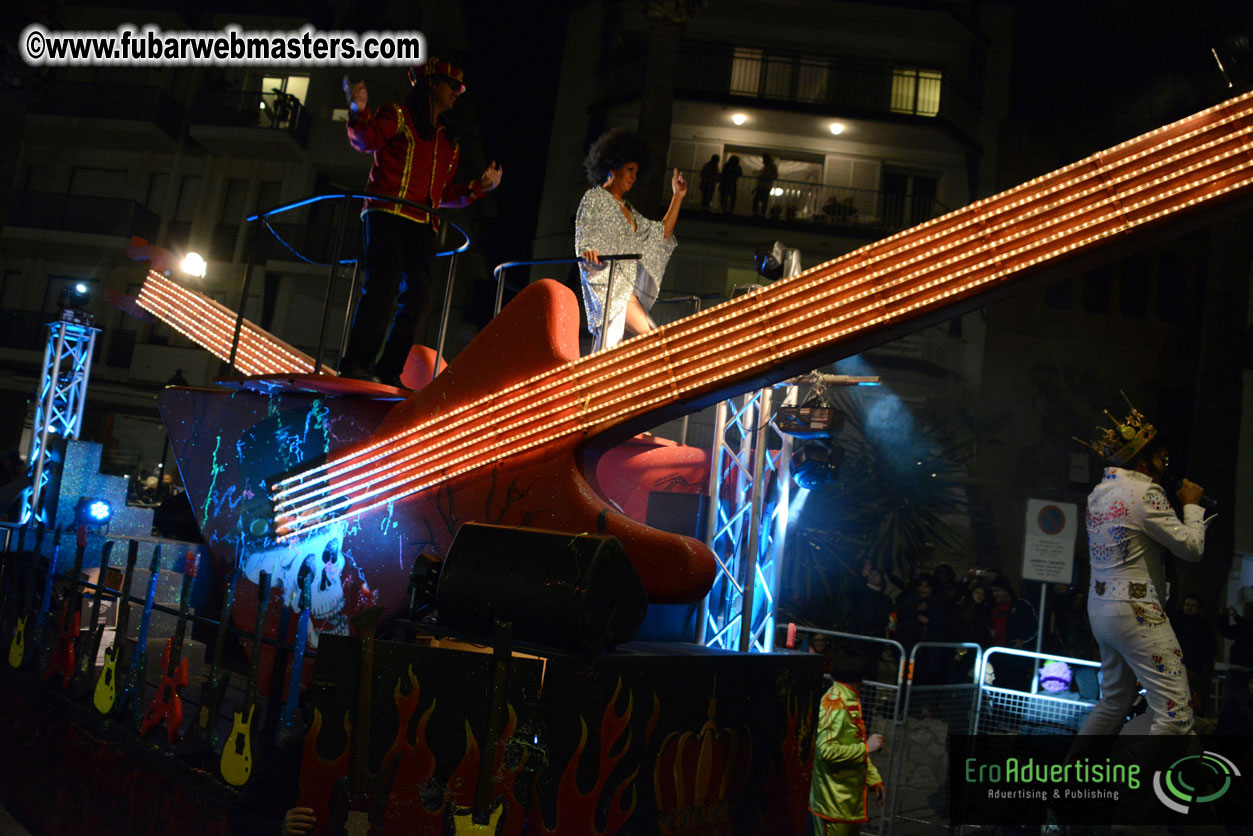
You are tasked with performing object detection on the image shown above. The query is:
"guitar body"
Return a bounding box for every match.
[44,605,78,688]
[93,643,123,714]
[160,281,716,656]
[139,639,190,742]
[219,703,255,787]
[7,615,26,669]
[450,799,504,836]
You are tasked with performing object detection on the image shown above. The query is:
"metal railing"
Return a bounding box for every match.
[676,169,947,234]
[237,193,471,381]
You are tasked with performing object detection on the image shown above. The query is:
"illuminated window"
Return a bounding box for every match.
[890,68,942,116]
[730,48,827,103]
[730,48,763,96]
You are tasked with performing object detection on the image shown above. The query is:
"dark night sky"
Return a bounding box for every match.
[1006,0,1253,169]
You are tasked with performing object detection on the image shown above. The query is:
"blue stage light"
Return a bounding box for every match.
[75,496,112,526]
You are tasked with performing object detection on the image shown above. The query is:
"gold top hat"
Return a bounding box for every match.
[1074,392,1157,466]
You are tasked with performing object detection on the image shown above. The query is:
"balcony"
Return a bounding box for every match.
[605,41,980,138]
[675,169,946,237]
[189,89,312,159]
[26,81,184,143]
[6,191,161,240]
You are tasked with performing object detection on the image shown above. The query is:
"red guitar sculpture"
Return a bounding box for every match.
[154,90,1253,634]
[139,548,198,744]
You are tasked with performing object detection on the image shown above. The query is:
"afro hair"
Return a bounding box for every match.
[583,128,650,186]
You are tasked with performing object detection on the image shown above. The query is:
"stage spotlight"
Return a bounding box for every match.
[75,496,113,527]
[791,441,844,489]
[754,240,801,280]
[181,252,207,278]
[776,398,845,440]
[57,282,93,325]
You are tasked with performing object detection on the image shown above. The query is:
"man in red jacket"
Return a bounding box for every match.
[340,59,502,386]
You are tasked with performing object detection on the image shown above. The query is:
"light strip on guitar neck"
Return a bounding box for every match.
[272,93,1253,538]
[139,280,288,376]
[138,271,332,376]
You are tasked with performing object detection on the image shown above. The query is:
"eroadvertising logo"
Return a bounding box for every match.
[1151,751,1240,814]
[950,735,1249,827]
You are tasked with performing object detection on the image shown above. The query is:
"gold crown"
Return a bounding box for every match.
[1073,391,1157,466]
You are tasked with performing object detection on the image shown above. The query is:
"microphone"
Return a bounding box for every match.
[1162,474,1217,512]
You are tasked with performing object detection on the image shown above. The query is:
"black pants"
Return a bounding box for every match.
[343,211,437,378]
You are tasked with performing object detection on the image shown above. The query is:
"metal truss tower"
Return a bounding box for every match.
[697,385,795,653]
[21,320,100,525]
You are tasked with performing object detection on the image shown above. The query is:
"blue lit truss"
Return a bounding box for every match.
[21,320,100,525]
[698,386,795,652]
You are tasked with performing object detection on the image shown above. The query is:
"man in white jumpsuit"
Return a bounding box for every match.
[1077,402,1209,735]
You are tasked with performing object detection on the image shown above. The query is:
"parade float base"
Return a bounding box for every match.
[0,636,822,836]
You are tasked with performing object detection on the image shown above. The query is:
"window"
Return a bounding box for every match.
[214,177,250,260]
[167,174,202,248]
[146,172,168,213]
[262,75,308,105]
[730,48,763,96]
[891,68,942,117]
[730,48,827,103]
[260,75,308,130]
[881,169,939,229]
[69,168,127,198]
[1082,266,1113,315]
[1,271,22,309]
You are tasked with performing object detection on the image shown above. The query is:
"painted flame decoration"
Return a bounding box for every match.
[530,677,639,836]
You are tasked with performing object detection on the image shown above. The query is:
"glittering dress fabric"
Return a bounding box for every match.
[574,187,676,351]
[1077,467,1210,735]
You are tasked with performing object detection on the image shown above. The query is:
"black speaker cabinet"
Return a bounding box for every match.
[436,523,648,653]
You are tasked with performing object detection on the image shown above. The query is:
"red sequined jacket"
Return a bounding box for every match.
[346,102,487,226]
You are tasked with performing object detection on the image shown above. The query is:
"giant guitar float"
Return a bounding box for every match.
[152,90,1253,640]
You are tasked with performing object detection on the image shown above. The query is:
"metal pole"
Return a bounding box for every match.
[229,218,262,374]
[696,399,729,646]
[493,263,508,317]
[596,259,619,352]
[1031,583,1047,694]
[312,201,348,374]
[28,324,68,525]
[337,259,362,370]
[738,387,772,653]
[433,251,458,384]
[71,329,97,435]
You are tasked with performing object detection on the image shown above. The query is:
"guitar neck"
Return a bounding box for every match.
[242,573,272,709]
[205,566,240,684]
[111,541,141,646]
[272,89,1253,539]
[137,271,334,376]
[163,562,197,678]
[349,607,382,798]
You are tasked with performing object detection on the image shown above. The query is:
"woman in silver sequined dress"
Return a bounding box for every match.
[575,129,687,351]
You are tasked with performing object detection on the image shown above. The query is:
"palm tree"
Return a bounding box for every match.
[792,390,983,591]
